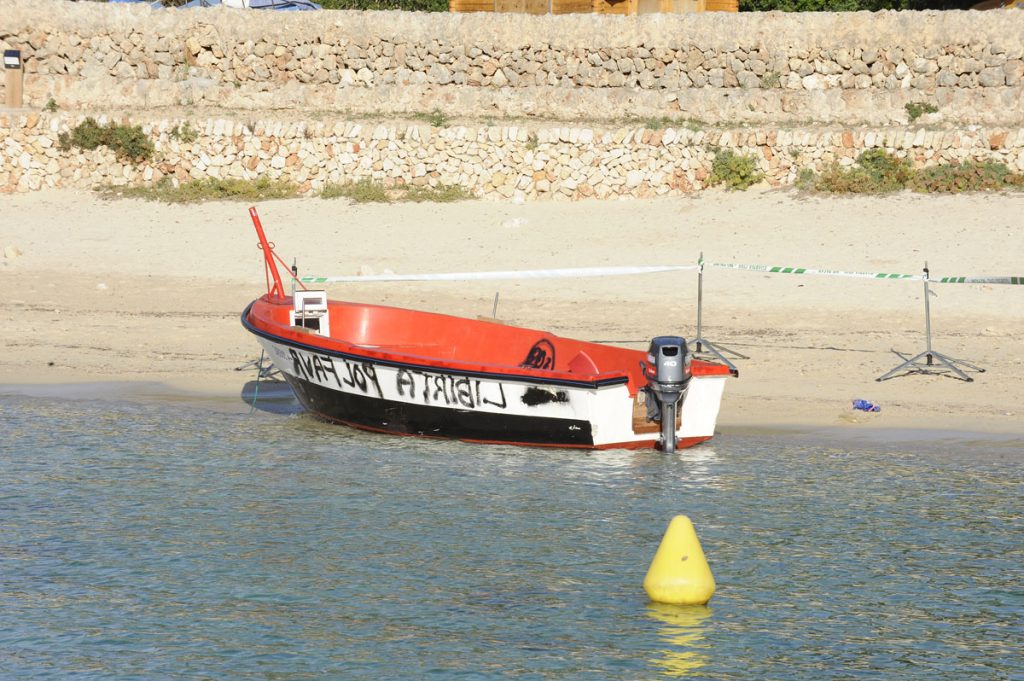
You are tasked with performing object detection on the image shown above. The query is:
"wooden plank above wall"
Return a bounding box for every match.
[495,0,550,13]
[552,0,592,13]
[449,0,496,12]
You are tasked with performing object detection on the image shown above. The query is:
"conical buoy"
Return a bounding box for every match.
[643,515,715,605]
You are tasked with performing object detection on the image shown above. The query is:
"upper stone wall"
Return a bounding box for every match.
[1,0,1023,125]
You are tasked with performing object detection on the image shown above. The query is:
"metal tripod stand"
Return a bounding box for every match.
[690,254,744,376]
[877,263,984,382]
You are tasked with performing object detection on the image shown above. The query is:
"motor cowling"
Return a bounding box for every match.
[644,336,693,453]
[647,336,691,385]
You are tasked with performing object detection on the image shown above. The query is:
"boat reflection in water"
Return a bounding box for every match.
[675,446,723,490]
[646,603,713,677]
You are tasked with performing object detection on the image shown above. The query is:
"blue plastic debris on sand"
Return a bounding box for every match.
[852,399,881,412]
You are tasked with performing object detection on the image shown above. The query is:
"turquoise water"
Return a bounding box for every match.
[1,392,1022,680]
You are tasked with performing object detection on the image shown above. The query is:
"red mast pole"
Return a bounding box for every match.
[249,206,286,300]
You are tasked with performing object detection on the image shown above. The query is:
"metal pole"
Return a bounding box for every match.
[695,253,704,354]
[876,261,983,382]
[923,262,933,363]
[689,252,744,376]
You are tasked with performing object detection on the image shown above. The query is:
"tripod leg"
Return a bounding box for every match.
[878,349,979,382]
[691,338,740,376]
[877,351,931,381]
[930,351,985,374]
[926,351,975,382]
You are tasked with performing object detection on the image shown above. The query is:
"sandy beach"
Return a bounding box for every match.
[1,188,1022,437]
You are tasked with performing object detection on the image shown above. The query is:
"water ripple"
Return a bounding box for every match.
[1,395,1021,680]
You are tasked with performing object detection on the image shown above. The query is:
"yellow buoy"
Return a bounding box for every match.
[643,515,716,605]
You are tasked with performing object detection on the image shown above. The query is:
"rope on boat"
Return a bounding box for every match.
[299,264,699,284]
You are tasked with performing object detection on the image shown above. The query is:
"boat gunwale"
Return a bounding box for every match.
[242,301,635,390]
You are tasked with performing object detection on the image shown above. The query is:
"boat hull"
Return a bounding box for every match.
[250,329,726,450]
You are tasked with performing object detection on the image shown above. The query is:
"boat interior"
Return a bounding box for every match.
[249,291,656,385]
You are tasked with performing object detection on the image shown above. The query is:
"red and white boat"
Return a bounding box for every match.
[241,208,732,451]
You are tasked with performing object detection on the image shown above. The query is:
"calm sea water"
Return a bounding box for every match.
[1,391,1022,680]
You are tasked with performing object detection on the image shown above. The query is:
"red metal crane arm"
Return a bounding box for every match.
[249,206,309,299]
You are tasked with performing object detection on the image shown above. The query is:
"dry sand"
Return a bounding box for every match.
[1,188,1022,437]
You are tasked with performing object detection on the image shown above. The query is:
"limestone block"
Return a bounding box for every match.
[978,67,1005,87]
[1004,60,1023,87]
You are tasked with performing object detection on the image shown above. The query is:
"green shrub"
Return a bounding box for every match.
[321,178,391,202]
[708,149,763,190]
[617,116,703,132]
[321,179,472,203]
[101,176,300,203]
[908,161,1023,194]
[414,109,449,128]
[805,164,861,193]
[799,154,1024,194]
[59,117,155,162]
[169,121,198,144]
[403,184,471,202]
[44,98,58,112]
[795,167,817,191]
[58,118,104,151]
[802,150,912,194]
[642,116,673,130]
[739,0,972,10]
[905,102,939,122]
[855,149,914,191]
[107,124,155,161]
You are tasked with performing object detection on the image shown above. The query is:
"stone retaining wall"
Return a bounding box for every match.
[1,1,1023,125]
[3,113,1022,198]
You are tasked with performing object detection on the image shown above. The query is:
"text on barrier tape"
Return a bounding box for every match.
[709,262,920,280]
[935,276,1024,285]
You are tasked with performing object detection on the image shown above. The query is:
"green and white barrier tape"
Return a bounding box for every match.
[710,263,1022,285]
[300,264,699,284]
[709,262,920,281]
[934,276,1024,285]
[299,262,1021,286]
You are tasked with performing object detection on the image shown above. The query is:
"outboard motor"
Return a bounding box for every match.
[643,336,693,453]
